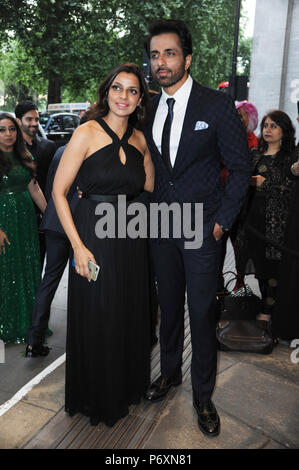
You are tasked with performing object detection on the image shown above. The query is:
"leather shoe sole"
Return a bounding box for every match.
[145,374,182,403]
[193,399,220,437]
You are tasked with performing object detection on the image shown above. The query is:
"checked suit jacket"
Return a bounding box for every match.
[144,80,252,239]
[40,145,80,235]
[26,135,56,196]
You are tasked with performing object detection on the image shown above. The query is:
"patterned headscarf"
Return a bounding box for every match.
[236,101,258,133]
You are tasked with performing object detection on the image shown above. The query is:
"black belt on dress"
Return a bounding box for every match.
[82,193,137,202]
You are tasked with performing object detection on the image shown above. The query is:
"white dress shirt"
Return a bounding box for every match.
[153,74,193,167]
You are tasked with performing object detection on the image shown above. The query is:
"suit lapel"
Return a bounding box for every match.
[148,92,161,152]
[148,82,205,175]
[172,81,203,175]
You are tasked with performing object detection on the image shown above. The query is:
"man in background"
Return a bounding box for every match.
[25,143,80,357]
[15,100,56,267]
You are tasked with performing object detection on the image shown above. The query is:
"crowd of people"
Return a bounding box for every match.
[1,19,299,437]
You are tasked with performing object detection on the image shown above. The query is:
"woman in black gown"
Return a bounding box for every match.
[235,110,298,329]
[273,141,299,341]
[53,64,154,426]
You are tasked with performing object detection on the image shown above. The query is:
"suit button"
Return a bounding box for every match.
[169,181,174,186]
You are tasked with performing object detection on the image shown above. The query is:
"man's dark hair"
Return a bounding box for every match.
[15,100,38,120]
[144,19,192,59]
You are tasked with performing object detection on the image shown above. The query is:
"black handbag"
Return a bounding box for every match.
[216,319,276,354]
[217,272,262,321]
[216,272,276,354]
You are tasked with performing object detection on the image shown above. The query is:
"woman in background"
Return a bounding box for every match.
[228,101,259,291]
[272,121,299,341]
[218,101,259,292]
[235,110,297,327]
[236,100,259,149]
[0,113,46,344]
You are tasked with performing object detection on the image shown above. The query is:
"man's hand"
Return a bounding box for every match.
[213,222,223,241]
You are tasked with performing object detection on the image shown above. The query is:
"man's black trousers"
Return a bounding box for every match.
[151,235,221,402]
[27,230,70,345]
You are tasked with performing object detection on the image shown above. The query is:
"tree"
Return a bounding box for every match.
[94,0,237,88]
[0,0,250,105]
[0,0,106,103]
[237,36,252,77]
[0,40,47,110]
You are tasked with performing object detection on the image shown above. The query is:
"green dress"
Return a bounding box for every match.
[0,151,41,343]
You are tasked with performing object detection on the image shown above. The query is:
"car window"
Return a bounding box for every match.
[63,115,75,129]
[39,114,50,129]
[48,116,63,131]
[37,124,47,139]
[72,115,80,127]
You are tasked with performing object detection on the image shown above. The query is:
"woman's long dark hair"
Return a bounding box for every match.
[86,63,150,129]
[258,110,296,156]
[0,113,36,179]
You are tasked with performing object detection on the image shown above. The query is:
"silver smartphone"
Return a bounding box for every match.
[88,260,100,282]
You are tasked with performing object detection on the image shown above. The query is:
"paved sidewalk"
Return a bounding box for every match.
[1,338,298,450]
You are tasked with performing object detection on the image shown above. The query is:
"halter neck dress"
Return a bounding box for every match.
[65,118,151,426]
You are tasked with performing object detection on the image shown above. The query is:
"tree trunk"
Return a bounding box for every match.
[18,83,31,101]
[47,72,62,104]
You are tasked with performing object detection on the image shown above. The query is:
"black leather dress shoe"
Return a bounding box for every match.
[193,398,220,437]
[144,373,182,402]
[25,344,50,358]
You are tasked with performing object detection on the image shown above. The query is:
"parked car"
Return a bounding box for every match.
[38,123,47,139]
[39,112,80,146]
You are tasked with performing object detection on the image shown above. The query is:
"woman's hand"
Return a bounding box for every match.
[73,245,97,282]
[250,175,266,188]
[0,229,10,255]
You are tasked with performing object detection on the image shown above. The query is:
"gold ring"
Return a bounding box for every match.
[76,267,80,274]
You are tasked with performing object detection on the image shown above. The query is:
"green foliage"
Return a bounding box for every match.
[0,40,48,110]
[0,0,252,105]
[238,36,252,76]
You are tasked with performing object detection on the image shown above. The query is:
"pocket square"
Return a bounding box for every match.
[194,121,209,131]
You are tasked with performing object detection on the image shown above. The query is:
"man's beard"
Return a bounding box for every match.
[24,126,38,137]
[153,64,186,88]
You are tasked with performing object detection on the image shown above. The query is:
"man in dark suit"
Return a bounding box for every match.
[143,19,251,437]
[25,145,80,357]
[15,101,56,267]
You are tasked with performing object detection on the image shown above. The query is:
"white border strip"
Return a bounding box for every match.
[0,353,66,418]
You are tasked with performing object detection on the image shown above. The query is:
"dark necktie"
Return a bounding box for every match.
[161,97,175,171]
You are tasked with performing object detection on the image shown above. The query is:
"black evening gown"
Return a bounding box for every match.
[245,155,280,280]
[273,178,299,340]
[65,118,151,426]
